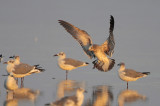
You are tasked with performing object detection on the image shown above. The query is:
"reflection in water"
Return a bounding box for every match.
[56,80,85,99]
[46,88,85,106]
[4,88,40,106]
[4,75,40,106]
[45,80,86,106]
[84,85,113,106]
[118,89,147,106]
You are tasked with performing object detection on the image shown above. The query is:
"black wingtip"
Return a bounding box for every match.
[9,55,15,58]
[142,72,150,75]
[109,15,114,32]
[85,62,89,64]
[45,103,50,106]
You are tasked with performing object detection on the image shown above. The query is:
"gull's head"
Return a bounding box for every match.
[54,52,66,57]
[117,62,125,66]
[76,88,85,94]
[0,54,4,58]
[89,45,97,52]
[3,60,14,65]
[9,55,16,59]
[15,56,20,60]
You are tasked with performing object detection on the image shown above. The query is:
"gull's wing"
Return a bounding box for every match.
[101,15,115,57]
[92,58,115,72]
[13,63,34,74]
[58,20,95,59]
[124,69,145,78]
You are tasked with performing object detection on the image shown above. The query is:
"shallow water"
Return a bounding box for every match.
[0,0,160,106]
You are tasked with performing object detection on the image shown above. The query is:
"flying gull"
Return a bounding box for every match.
[58,15,115,72]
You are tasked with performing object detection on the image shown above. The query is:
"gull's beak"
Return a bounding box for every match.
[84,90,88,93]
[3,62,7,64]
[53,54,58,56]
[88,46,93,51]
[117,63,121,66]
[9,55,15,58]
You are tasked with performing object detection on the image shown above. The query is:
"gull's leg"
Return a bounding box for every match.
[66,71,68,80]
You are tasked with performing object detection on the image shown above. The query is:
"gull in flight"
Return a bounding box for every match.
[117,62,150,89]
[58,15,115,72]
[54,52,89,80]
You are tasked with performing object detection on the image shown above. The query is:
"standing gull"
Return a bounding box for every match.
[0,54,4,63]
[54,52,89,80]
[8,56,42,83]
[3,60,15,74]
[4,60,45,87]
[58,15,115,72]
[9,56,24,82]
[4,74,18,91]
[117,62,150,89]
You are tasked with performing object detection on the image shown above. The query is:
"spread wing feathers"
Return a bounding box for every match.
[101,15,115,57]
[92,59,115,72]
[58,20,95,59]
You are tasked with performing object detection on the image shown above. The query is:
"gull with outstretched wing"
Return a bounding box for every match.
[58,15,115,72]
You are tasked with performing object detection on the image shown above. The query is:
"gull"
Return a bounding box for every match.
[7,56,43,83]
[11,55,20,65]
[0,54,4,63]
[3,60,45,87]
[58,15,115,72]
[117,62,150,89]
[4,74,18,91]
[54,52,89,80]
[3,60,15,74]
[45,88,85,106]
[9,56,24,82]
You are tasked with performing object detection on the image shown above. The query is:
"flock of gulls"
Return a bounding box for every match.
[1,15,150,106]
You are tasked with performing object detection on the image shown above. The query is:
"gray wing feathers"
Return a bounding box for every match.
[58,20,95,58]
[13,64,34,74]
[64,58,85,67]
[124,69,145,78]
[102,15,115,56]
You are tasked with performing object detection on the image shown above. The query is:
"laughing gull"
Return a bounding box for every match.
[0,54,4,63]
[9,56,24,82]
[45,88,85,106]
[3,60,15,74]
[4,74,18,91]
[58,15,115,72]
[4,60,45,87]
[117,62,150,89]
[54,52,89,80]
